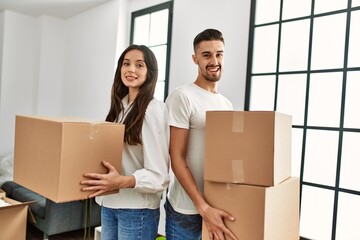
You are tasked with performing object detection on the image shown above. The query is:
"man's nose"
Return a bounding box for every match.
[210,55,218,65]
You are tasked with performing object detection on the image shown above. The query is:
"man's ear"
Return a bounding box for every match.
[192,54,198,64]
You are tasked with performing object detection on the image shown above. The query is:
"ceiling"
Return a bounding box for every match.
[0,0,113,19]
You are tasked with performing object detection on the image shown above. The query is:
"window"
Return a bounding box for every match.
[246,1,360,239]
[130,1,173,102]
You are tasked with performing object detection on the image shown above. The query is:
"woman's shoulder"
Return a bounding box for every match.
[144,98,167,124]
[147,98,167,114]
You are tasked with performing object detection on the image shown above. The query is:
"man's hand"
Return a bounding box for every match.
[200,203,237,240]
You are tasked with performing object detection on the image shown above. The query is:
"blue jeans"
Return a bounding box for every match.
[101,206,160,240]
[164,198,202,240]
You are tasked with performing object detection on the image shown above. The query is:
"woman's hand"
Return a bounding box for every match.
[80,160,135,198]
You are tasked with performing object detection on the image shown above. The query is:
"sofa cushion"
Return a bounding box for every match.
[1,181,23,197]
[12,186,46,218]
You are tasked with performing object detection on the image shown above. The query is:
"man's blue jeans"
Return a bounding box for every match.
[101,206,160,240]
[164,198,202,240]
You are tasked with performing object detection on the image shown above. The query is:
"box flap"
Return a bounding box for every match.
[16,115,112,124]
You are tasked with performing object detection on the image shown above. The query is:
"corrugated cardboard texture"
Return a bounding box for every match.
[204,111,292,186]
[0,196,29,240]
[13,115,125,203]
[202,177,300,240]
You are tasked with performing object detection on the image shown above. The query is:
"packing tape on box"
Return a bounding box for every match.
[232,159,244,183]
[232,112,244,133]
[89,123,100,140]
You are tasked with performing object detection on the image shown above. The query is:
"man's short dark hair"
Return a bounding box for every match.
[193,29,225,51]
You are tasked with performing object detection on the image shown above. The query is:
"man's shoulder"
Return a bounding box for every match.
[167,83,194,100]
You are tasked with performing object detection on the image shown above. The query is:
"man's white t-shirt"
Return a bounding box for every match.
[165,83,233,215]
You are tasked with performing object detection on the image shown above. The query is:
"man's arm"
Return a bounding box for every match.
[169,126,237,240]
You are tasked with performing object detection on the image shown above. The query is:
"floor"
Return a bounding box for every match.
[26,223,96,240]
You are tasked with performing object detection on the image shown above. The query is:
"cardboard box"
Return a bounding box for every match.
[0,196,29,240]
[0,189,6,197]
[13,115,124,203]
[204,111,292,186]
[202,177,300,240]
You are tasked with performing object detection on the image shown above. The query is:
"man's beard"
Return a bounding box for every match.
[203,67,222,82]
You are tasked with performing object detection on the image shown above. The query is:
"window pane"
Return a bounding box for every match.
[344,71,360,128]
[155,81,165,102]
[311,13,346,70]
[340,132,360,191]
[279,19,310,71]
[277,74,307,125]
[303,129,338,186]
[133,14,150,45]
[149,9,169,46]
[300,185,334,240]
[353,0,360,7]
[255,0,280,24]
[314,0,347,14]
[150,45,167,81]
[337,193,360,239]
[307,72,343,128]
[249,75,275,110]
[292,128,303,177]
[282,0,312,20]
[348,10,360,68]
[252,25,279,73]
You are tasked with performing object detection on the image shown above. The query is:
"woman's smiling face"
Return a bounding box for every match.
[121,49,148,90]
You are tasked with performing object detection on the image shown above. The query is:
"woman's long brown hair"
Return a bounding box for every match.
[106,45,158,145]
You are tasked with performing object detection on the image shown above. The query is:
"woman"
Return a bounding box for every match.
[81,45,170,240]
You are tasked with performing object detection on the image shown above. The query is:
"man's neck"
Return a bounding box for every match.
[194,77,218,94]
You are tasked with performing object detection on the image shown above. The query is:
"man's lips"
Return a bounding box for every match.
[207,66,220,73]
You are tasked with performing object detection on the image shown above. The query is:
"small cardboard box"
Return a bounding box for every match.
[13,115,124,203]
[204,111,292,186]
[202,177,300,240]
[0,196,29,240]
[0,189,6,197]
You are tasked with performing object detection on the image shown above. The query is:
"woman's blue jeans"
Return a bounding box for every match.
[164,198,202,240]
[101,206,160,240]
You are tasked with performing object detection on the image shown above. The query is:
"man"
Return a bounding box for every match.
[165,29,237,240]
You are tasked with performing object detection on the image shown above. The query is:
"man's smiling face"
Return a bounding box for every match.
[193,40,225,82]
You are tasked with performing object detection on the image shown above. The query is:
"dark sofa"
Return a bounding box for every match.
[1,181,101,239]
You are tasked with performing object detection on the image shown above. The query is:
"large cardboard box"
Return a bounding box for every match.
[13,115,124,203]
[204,111,292,186]
[202,177,300,240]
[0,195,29,240]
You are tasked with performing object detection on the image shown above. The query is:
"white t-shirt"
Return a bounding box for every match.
[165,83,233,214]
[96,97,170,209]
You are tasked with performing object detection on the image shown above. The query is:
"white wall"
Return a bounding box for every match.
[62,0,123,120]
[0,11,37,155]
[170,0,251,110]
[0,1,125,156]
[36,16,65,116]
